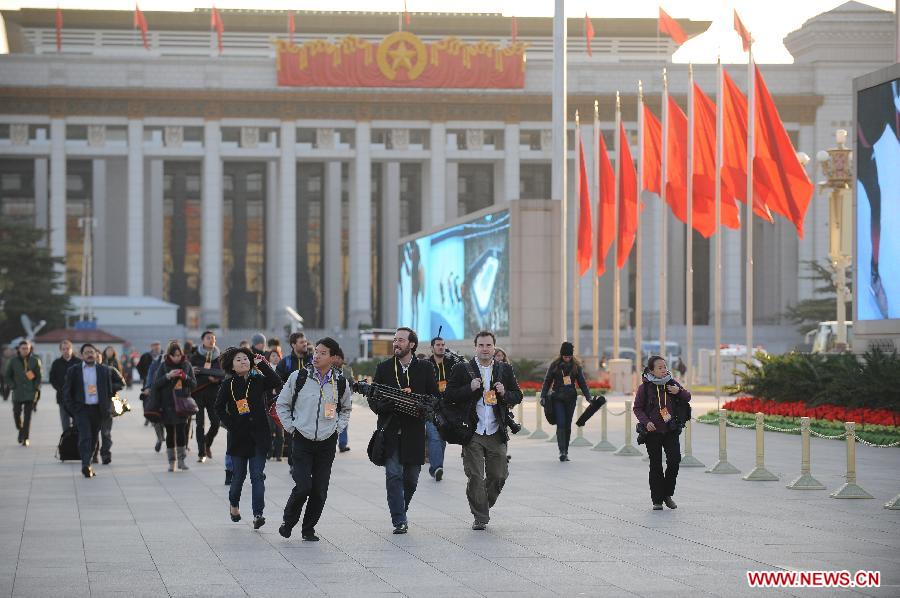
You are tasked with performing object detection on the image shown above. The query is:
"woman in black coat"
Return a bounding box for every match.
[540,342,592,462]
[151,341,196,472]
[215,347,282,529]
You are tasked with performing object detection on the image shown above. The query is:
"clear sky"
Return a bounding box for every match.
[0,0,894,62]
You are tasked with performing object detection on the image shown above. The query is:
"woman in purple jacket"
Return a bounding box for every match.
[633,355,691,511]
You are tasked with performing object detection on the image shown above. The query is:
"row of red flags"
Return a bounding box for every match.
[53,5,723,54]
[575,62,814,278]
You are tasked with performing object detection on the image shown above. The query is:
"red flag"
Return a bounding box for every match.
[584,14,595,56]
[211,6,224,55]
[403,0,411,26]
[511,16,518,43]
[734,10,752,52]
[597,130,616,276]
[753,65,814,237]
[642,105,663,195]
[693,83,741,236]
[288,12,295,45]
[55,7,63,53]
[576,130,593,276]
[617,123,638,269]
[134,4,149,51]
[665,96,689,224]
[658,7,687,45]
[721,68,773,221]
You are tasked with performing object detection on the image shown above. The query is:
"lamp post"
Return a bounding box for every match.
[816,129,853,351]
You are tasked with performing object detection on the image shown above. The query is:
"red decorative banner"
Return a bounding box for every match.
[275,32,526,89]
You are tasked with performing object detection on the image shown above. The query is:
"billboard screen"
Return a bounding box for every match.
[856,77,899,321]
[398,210,510,340]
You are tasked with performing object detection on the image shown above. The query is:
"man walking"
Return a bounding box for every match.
[190,330,222,463]
[425,336,458,481]
[371,328,439,534]
[63,344,123,478]
[276,332,313,382]
[4,340,42,446]
[445,330,522,530]
[49,339,81,433]
[137,341,161,386]
[276,337,352,541]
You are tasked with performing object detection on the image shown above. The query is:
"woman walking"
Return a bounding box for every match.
[633,355,691,510]
[151,341,196,472]
[540,342,591,462]
[215,347,282,529]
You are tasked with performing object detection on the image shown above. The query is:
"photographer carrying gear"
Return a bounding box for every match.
[540,342,593,462]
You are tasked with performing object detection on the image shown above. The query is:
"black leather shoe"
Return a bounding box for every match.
[434,467,444,482]
[392,523,408,535]
[81,466,95,478]
[301,532,319,542]
[278,523,292,538]
[229,507,241,522]
[339,446,350,453]
[652,503,663,510]
[472,521,487,531]
[663,497,678,509]
[253,516,266,529]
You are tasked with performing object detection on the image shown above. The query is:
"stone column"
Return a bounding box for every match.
[147,160,164,299]
[722,226,743,328]
[92,159,107,296]
[127,119,144,296]
[428,122,446,228]
[49,118,66,279]
[445,161,459,221]
[34,158,48,242]
[324,160,343,329]
[279,122,297,323]
[348,121,372,329]
[641,191,661,334]
[504,123,520,201]
[201,121,223,327]
[381,162,401,329]
[266,160,279,329]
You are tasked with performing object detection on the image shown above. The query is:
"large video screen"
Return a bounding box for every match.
[857,78,899,321]
[398,210,510,340]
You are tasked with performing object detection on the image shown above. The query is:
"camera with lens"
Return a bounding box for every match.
[504,409,522,435]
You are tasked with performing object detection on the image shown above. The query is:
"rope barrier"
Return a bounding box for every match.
[856,437,900,448]
[808,429,849,440]
[607,408,628,417]
[762,422,802,433]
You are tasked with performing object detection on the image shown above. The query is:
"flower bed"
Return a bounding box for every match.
[722,396,900,427]
[518,380,610,392]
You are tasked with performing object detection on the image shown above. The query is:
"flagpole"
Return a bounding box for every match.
[574,111,582,354]
[686,65,694,391]
[660,69,669,363]
[715,57,724,410]
[613,91,621,360]
[553,0,568,349]
[746,44,755,366]
[635,82,644,373]
[592,100,601,371]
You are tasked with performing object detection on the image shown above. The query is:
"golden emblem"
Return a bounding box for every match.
[377,32,427,81]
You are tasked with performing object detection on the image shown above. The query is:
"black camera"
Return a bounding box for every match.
[505,410,522,435]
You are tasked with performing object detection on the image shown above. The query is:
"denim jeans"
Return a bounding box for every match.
[424,420,445,475]
[338,425,349,449]
[229,445,268,517]
[225,453,233,473]
[385,449,421,526]
[553,397,576,455]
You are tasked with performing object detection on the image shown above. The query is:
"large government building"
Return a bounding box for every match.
[0,4,895,355]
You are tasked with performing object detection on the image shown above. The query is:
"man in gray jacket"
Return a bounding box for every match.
[276,337,352,541]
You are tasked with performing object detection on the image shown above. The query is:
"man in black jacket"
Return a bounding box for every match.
[49,339,81,433]
[371,327,439,534]
[445,330,522,530]
[276,332,313,383]
[63,344,124,478]
[190,330,223,462]
[425,336,459,482]
[137,341,161,386]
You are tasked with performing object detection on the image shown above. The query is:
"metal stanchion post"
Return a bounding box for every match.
[529,393,549,440]
[613,399,642,456]
[743,412,778,481]
[591,403,616,451]
[706,409,740,474]
[516,399,530,436]
[787,416,824,489]
[830,422,873,499]
[680,419,705,467]
[571,397,592,447]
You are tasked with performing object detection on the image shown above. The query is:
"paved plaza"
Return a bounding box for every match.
[1,385,898,597]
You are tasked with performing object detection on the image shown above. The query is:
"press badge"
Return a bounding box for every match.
[175,379,183,390]
[235,398,250,415]
[438,380,447,392]
[87,384,97,395]
[25,371,35,381]
[204,361,212,369]
[484,390,497,406]
[324,402,337,419]
[562,375,572,385]
[659,407,672,423]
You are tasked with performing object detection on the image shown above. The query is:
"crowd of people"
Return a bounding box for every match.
[4,327,691,537]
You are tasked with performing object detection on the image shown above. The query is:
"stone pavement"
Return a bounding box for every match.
[1,385,898,598]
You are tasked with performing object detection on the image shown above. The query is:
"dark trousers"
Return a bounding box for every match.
[13,400,35,442]
[73,405,101,468]
[385,447,421,526]
[96,415,113,460]
[283,431,338,535]
[645,430,681,504]
[462,431,508,524]
[553,397,576,455]
[165,423,188,448]
[267,414,284,459]
[196,400,219,453]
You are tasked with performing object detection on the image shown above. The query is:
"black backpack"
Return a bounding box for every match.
[431,361,477,446]
[56,427,80,461]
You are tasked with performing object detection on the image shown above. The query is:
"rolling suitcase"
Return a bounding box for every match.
[56,427,80,462]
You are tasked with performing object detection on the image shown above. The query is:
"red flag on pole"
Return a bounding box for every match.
[734,10,752,52]
[288,11,295,45]
[511,16,518,43]
[597,129,616,276]
[658,7,687,45]
[693,83,740,236]
[721,68,773,221]
[617,123,638,268]
[642,105,663,195]
[665,96,689,224]
[753,65,814,237]
[134,4,149,51]
[55,6,63,52]
[584,13,595,56]
[576,128,593,276]
[403,0,411,26]
[211,6,224,55]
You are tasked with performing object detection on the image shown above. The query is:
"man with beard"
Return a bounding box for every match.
[276,332,313,383]
[190,330,223,462]
[371,328,439,534]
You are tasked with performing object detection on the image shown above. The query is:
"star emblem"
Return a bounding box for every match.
[388,41,416,72]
